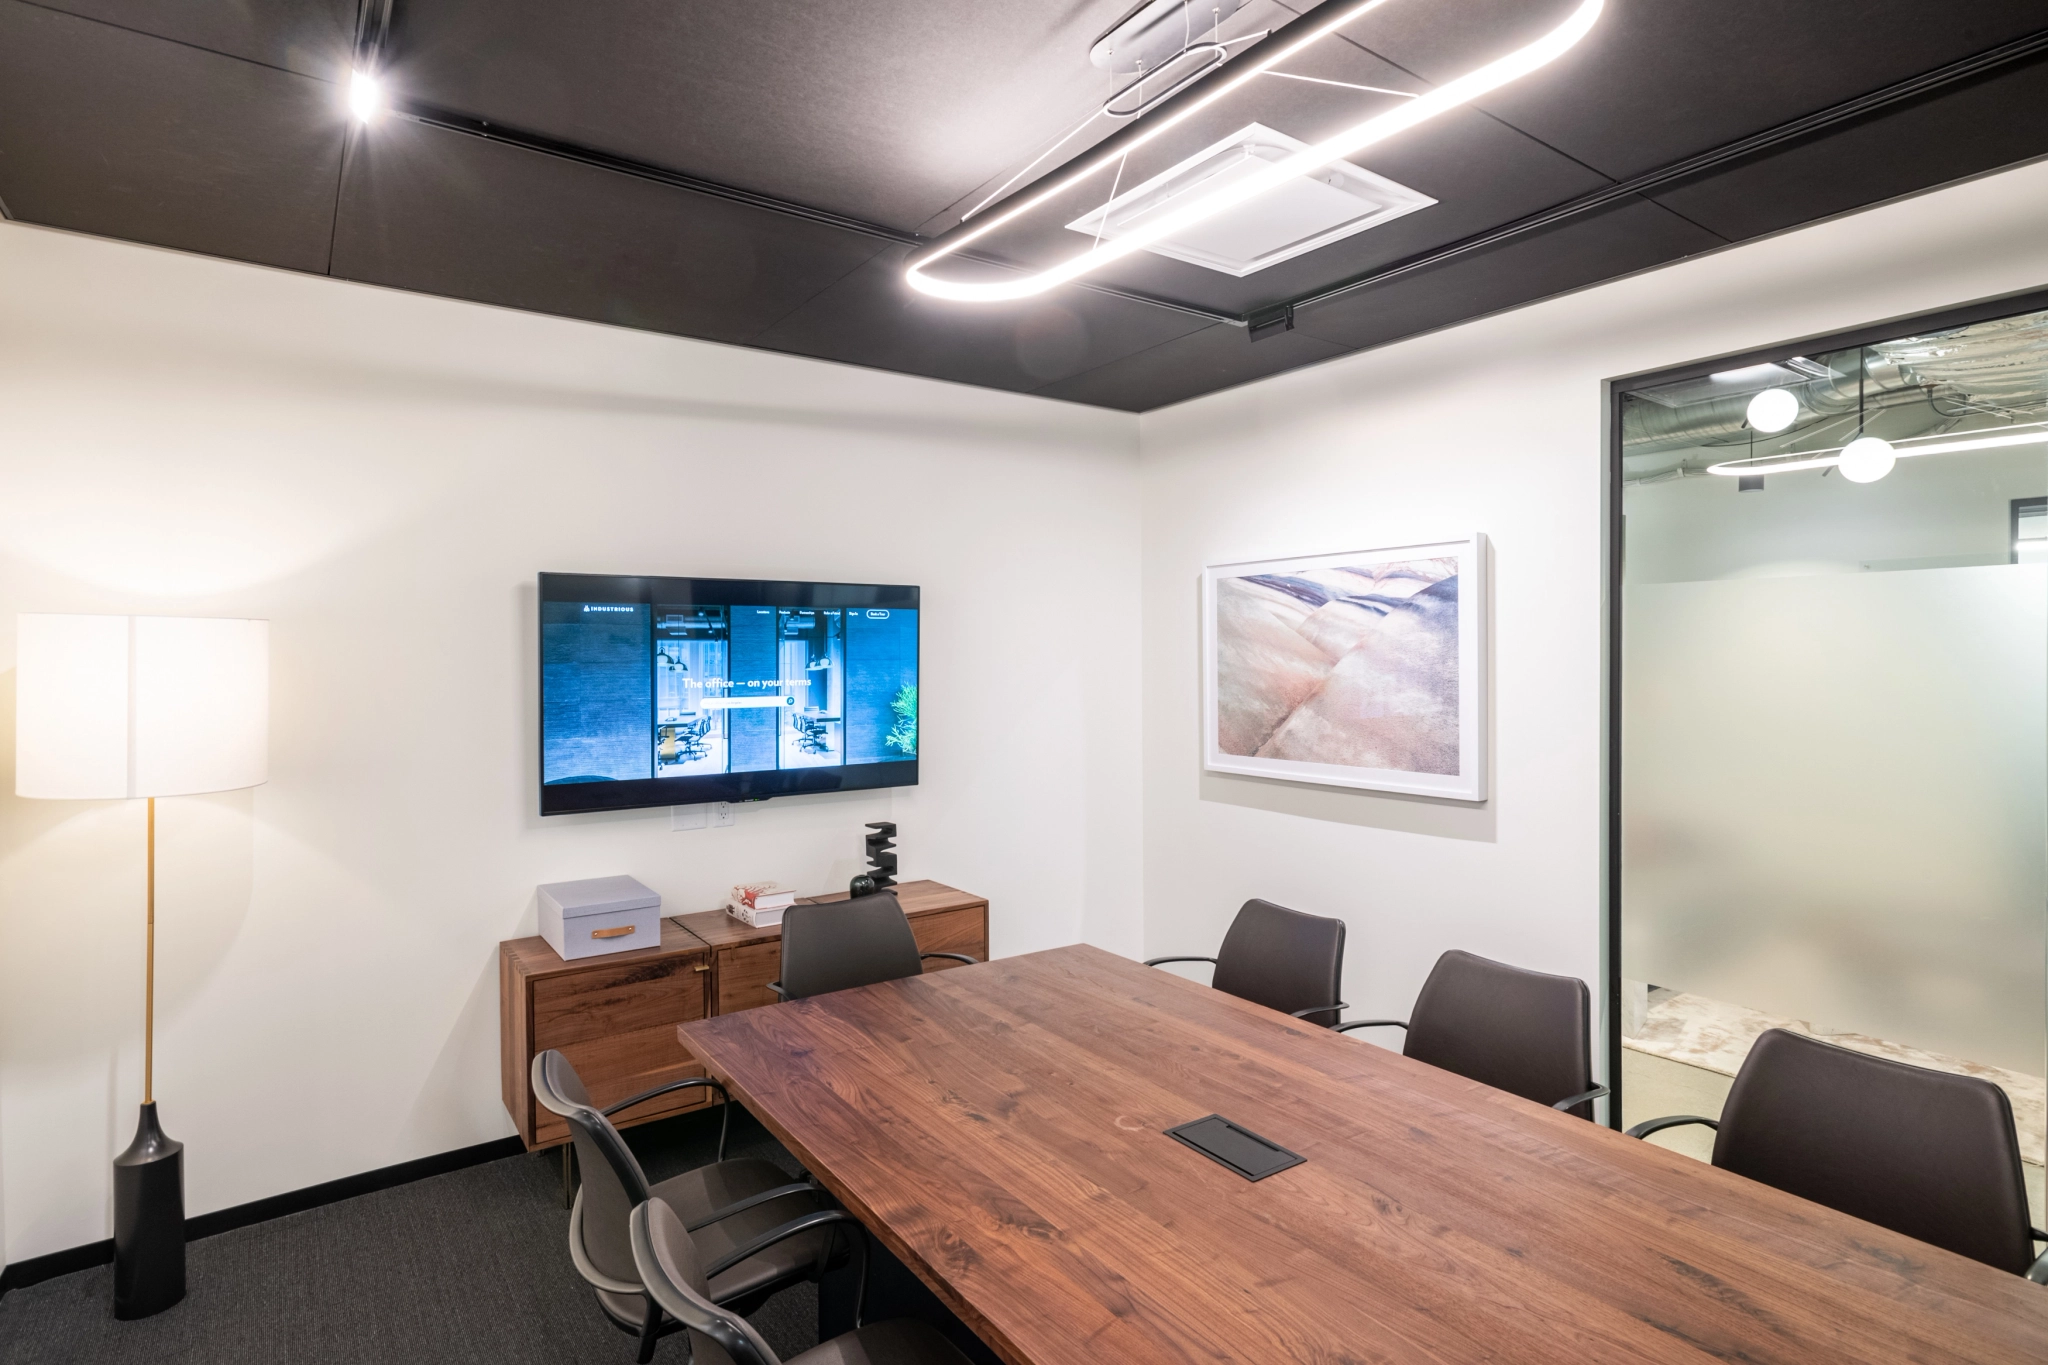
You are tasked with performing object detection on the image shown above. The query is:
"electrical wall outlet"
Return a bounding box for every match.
[672,803,736,830]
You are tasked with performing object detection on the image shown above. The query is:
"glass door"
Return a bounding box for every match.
[1614,303,2048,1223]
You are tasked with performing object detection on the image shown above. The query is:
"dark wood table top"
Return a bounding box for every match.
[676,944,2048,1365]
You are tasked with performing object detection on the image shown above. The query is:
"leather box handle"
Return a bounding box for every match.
[591,925,637,940]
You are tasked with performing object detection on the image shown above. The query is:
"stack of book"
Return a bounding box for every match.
[726,882,798,927]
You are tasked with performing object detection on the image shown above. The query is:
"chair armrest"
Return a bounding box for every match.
[1626,1114,1719,1140]
[1143,956,1218,969]
[1550,1085,1610,1112]
[2029,1243,2048,1285]
[603,1076,729,1118]
[766,981,789,1000]
[570,1188,646,1297]
[1288,1002,1348,1019]
[684,1180,824,1233]
[920,952,977,966]
[703,1208,862,1280]
[1332,1019,1408,1033]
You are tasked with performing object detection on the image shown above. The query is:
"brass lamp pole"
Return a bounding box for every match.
[15,614,269,1320]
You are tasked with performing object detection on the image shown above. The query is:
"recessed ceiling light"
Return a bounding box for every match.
[1064,123,1434,276]
[349,70,382,123]
[905,0,1603,303]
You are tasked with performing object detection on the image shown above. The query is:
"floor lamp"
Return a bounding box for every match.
[14,613,269,1320]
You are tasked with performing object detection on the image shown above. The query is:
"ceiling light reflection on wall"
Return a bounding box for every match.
[1705,425,2048,479]
[905,0,1604,303]
[1745,387,1799,434]
[348,70,382,123]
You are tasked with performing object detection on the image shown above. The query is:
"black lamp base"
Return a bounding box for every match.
[112,1101,185,1319]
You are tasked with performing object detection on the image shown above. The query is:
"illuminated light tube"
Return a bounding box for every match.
[1704,427,2048,477]
[349,69,382,123]
[905,0,1603,303]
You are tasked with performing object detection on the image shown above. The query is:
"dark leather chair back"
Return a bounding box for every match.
[1403,950,1598,1118]
[778,892,923,1000]
[532,1049,658,1289]
[632,1199,781,1365]
[1210,898,1346,1028]
[1714,1028,2036,1274]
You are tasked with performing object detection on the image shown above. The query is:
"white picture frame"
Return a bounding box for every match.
[1202,535,1487,802]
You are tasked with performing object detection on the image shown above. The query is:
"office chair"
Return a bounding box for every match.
[769,891,977,1001]
[531,1051,843,1362]
[632,1198,973,1365]
[1145,898,1347,1028]
[1628,1028,2048,1280]
[1335,949,1608,1118]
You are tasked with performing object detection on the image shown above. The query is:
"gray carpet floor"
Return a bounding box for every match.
[0,1107,822,1364]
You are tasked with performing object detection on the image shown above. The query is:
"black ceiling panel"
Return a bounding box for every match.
[0,0,345,273]
[1647,53,2048,245]
[330,120,892,345]
[1343,0,2048,181]
[753,244,1212,394]
[3,0,2045,411]
[23,0,356,79]
[1031,318,1348,411]
[383,0,1291,233]
[1289,195,1724,352]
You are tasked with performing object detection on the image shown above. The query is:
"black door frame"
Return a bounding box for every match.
[1602,280,2048,1129]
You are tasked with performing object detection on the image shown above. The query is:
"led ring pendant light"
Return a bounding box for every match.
[905,0,1604,303]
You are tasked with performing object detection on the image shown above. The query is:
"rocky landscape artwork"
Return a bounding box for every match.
[1204,538,1485,800]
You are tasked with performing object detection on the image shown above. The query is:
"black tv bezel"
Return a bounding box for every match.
[538,572,921,817]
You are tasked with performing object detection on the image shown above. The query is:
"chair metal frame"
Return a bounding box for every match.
[629,1199,877,1365]
[1332,1011,1610,1114]
[1625,1112,2048,1284]
[1144,954,1348,1021]
[532,1051,842,1361]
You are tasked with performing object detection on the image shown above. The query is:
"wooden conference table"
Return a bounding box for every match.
[676,944,2048,1365]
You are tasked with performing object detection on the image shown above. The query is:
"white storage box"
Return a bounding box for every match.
[538,875,663,961]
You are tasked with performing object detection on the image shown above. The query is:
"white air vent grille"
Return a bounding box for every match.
[1065,123,1436,277]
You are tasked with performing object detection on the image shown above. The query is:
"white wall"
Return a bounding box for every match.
[12,150,2048,1271]
[0,222,1143,1264]
[1137,157,2048,1054]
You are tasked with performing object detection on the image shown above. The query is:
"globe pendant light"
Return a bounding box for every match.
[1838,436,1897,483]
[1745,387,1798,434]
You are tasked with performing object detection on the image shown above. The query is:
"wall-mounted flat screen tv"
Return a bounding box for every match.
[539,573,919,816]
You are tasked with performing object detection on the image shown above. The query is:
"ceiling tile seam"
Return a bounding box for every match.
[1285,24,2048,320]
[323,124,358,277]
[7,0,333,85]
[1310,20,1643,193]
[732,241,902,347]
[1023,320,1234,400]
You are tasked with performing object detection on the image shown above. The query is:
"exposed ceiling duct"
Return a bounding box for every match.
[1622,312,2048,479]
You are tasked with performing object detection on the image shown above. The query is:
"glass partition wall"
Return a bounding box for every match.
[1613,299,2048,1222]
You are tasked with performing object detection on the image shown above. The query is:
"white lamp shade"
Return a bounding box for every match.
[16,614,269,799]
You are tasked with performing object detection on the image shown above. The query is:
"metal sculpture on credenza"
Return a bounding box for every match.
[847,821,898,898]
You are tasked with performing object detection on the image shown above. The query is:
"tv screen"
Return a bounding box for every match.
[539,573,919,816]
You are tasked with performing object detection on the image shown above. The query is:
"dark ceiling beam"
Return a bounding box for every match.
[1281,23,2048,323]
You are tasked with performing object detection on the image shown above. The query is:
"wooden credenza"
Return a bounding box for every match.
[500,880,988,1149]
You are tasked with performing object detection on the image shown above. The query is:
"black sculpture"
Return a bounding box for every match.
[863,821,898,890]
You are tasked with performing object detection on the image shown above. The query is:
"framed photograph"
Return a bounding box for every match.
[1203,535,1487,801]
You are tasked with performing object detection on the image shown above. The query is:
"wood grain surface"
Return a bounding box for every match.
[500,921,711,1147]
[677,944,2048,1365]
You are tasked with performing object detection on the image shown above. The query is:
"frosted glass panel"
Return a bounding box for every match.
[1623,564,2047,1075]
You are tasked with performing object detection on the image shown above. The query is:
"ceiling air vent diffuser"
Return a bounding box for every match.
[1064,122,1435,277]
